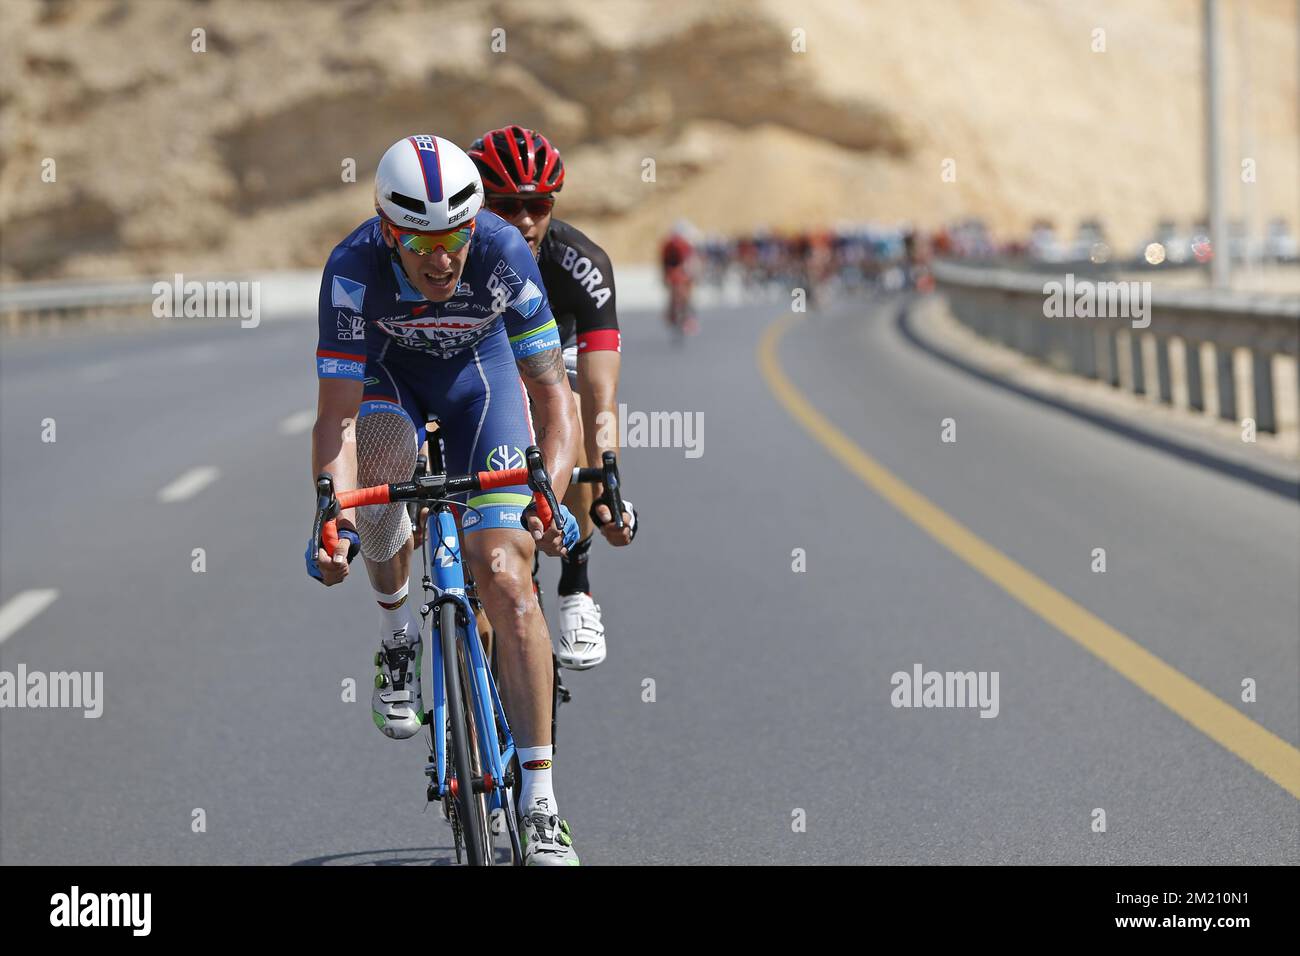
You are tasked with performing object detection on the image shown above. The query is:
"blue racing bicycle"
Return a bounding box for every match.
[313,443,616,865]
[314,445,559,864]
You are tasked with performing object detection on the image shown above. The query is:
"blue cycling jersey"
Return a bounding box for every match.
[316,210,560,374]
[315,209,562,539]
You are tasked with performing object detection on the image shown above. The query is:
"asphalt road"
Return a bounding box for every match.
[1,292,1296,864]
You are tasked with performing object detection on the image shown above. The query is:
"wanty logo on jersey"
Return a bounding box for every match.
[485,445,525,471]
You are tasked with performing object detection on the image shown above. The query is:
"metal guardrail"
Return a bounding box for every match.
[0,266,676,330]
[0,278,160,318]
[933,260,1300,439]
[0,273,325,329]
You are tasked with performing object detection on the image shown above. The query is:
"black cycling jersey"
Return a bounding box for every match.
[537,218,621,353]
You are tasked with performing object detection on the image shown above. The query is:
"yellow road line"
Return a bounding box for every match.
[758,311,1300,799]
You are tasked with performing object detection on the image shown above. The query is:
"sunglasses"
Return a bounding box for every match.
[486,196,556,218]
[391,221,475,256]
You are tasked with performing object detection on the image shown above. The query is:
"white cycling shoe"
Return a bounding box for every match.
[521,809,580,866]
[371,628,424,739]
[556,592,606,670]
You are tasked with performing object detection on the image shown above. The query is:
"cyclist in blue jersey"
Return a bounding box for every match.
[307,134,581,865]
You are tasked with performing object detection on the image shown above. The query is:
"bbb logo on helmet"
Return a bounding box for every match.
[402,213,431,227]
[486,445,525,470]
[447,207,469,226]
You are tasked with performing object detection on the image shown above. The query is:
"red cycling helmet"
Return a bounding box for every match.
[468,125,565,195]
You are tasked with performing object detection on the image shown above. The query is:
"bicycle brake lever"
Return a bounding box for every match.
[601,451,625,530]
[524,446,561,530]
[313,473,340,551]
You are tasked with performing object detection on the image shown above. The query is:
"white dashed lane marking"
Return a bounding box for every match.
[76,362,123,384]
[279,410,315,435]
[0,589,59,646]
[158,466,220,503]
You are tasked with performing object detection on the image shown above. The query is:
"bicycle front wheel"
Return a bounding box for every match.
[441,600,490,866]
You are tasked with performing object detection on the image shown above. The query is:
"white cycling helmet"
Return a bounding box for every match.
[374,135,483,231]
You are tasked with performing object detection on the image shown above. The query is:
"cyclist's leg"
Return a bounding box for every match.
[561,387,596,542]
[556,370,605,670]
[559,339,596,542]
[436,332,578,863]
[664,273,680,327]
[356,356,431,738]
[432,332,553,756]
[679,276,699,334]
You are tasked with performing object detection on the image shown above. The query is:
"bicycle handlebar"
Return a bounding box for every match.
[316,446,557,557]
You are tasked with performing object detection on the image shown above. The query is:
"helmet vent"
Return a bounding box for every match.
[448,182,478,210]
[389,191,426,215]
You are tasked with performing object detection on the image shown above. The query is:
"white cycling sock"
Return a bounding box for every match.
[375,584,416,641]
[518,745,557,816]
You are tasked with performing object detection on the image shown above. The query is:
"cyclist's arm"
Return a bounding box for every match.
[577,349,620,476]
[313,250,367,531]
[517,345,577,504]
[499,225,578,503]
[566,237,621,473]
[312,377,362,528]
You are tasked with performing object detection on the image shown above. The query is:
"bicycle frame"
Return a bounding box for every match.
[419,501,517,820]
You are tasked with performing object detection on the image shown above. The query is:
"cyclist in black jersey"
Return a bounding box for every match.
[469,125,637,671]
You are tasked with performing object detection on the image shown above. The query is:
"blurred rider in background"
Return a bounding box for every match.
[661,220,697,338]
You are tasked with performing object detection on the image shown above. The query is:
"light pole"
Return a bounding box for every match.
[1205,0,1230,288]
